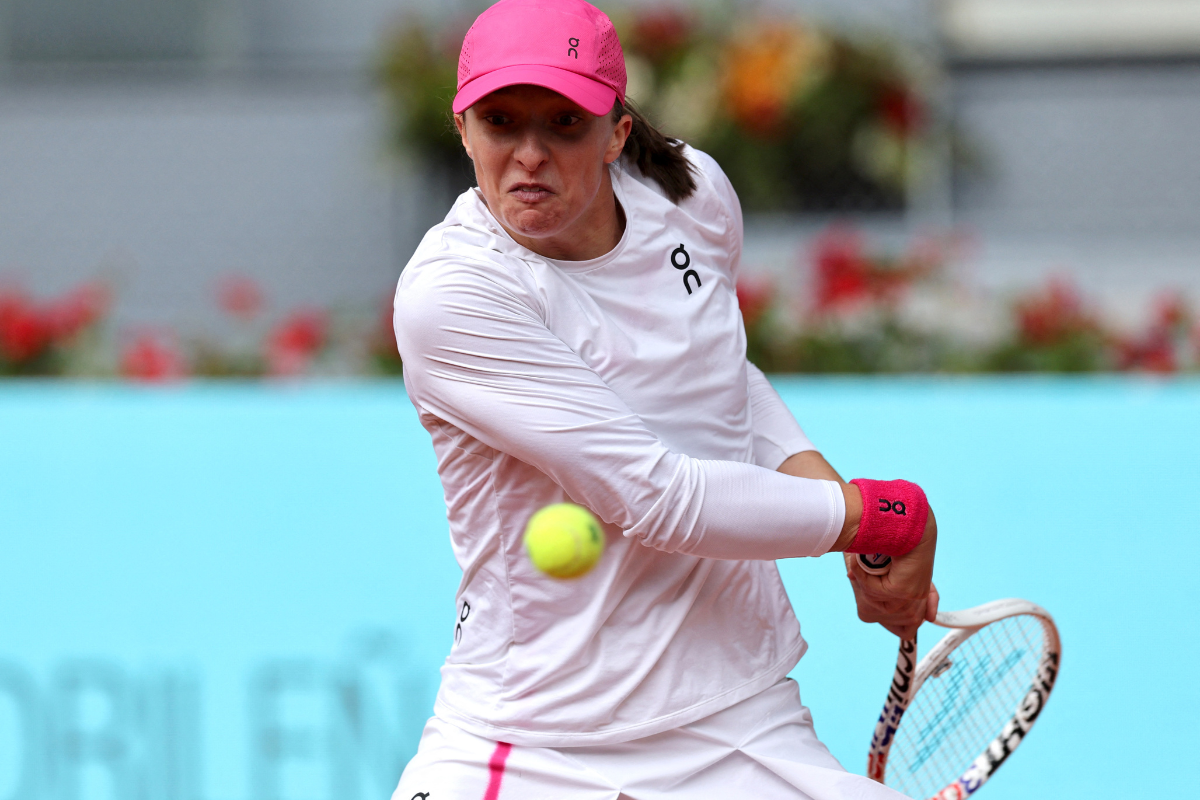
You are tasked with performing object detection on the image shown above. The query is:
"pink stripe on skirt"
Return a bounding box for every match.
[482,742,513,800]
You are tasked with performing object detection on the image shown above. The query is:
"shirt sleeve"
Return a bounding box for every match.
[395,261,843,560]
[746,362,818,470]
[688,149,819,470]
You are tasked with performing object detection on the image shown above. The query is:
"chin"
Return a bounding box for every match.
[504,207,567,239]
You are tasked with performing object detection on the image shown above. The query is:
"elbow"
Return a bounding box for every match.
[620,456,706,555]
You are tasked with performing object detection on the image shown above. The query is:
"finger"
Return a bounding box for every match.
[877,596,929,630]
[857,597,910,617]
[858,585,925,611]
[883,621,919,639]
[926,583,940,622]
[860,599,926,625]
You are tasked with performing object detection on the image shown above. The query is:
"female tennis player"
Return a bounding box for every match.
[391,1,937,797]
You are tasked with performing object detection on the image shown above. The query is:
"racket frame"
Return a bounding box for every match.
[867,598,1061,799]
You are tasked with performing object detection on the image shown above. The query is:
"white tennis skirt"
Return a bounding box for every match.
[392,679,910,800]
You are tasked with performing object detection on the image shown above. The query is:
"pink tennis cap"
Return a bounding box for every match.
[452,0,627,116]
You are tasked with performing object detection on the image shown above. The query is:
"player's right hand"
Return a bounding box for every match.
[845,507,938,639]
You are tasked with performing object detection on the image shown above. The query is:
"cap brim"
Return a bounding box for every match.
[452,65,618,116]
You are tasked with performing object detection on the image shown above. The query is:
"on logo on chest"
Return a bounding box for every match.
[669,244,702,296]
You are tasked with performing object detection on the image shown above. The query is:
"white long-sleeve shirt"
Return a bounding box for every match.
[393,147,846,747]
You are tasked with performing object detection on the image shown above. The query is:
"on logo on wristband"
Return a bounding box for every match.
[848,478,929,558]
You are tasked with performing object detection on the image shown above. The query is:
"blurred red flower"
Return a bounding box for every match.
[44,282,111,342]
[812,226,870,311]
[1118,331,1175,373]
[811,225,934,314]
[218,275,264,320]
[877,83,922,137]
[266,309,328,376]
[1,282,110,368]
[120,331,187,382]
[1014,279,1098,345]
[1117,291,1192,373]
[736,274,775,328]
[1152,292,1189,332]
[630,8,694,63]
[0,290,49,362]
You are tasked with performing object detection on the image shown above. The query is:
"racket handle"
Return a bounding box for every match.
[867,632,918,782]
[857,552,892,575]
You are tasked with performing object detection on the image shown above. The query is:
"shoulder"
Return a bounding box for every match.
[399,191,541,302]
[397,246,542,324]
[394,204,546,350]
[617,145,742,232]
[682,146,730,193]
[680,146,742,231]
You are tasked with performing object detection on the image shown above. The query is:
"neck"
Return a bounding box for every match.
[502,173,625,262]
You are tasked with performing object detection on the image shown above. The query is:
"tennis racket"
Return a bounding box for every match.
[864,595,1061,799]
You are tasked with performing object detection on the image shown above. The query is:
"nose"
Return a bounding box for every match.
[513,127,550,173]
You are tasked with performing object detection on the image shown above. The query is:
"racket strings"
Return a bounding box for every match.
[890,618,1043,796]
[886,615,1047,799]
[894,621,1038,795]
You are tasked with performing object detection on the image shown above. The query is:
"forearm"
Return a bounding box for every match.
[623,456,845,560]
[777,450,862,552]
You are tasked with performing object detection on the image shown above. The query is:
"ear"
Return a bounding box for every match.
[454,113,473,161]
[604,113,633,165]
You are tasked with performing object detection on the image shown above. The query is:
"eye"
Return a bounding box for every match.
[482,114,511,126]
[552,114,583,127]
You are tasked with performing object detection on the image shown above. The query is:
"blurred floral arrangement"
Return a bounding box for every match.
[738,227,1200,375]
[125,275,408,381]
[378,15,473,189]
[618,8,927,211]
[1,276,402,382]
[378,5,936,212]
[4,238,1197,382]
[111,275,338,382]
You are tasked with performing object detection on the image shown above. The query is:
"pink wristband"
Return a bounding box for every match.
[847,478,929,558]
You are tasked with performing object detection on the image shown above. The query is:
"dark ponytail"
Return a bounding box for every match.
[613,101,697,204]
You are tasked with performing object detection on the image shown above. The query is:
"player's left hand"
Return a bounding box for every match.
[844,507,938,640]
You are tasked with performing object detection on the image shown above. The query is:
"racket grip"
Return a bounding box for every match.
[857,553,892,575]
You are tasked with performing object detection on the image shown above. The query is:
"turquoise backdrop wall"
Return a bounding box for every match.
[0,379,1194,800]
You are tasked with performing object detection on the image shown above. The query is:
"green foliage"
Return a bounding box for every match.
[982,331,1113,373]
[377,20,477,198]
[379,23,463,172]
[747,314,968,375]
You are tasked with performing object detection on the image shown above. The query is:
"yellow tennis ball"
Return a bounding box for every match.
[523,503,604,579]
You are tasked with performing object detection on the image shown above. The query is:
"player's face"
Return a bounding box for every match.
[456,85,629,248]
